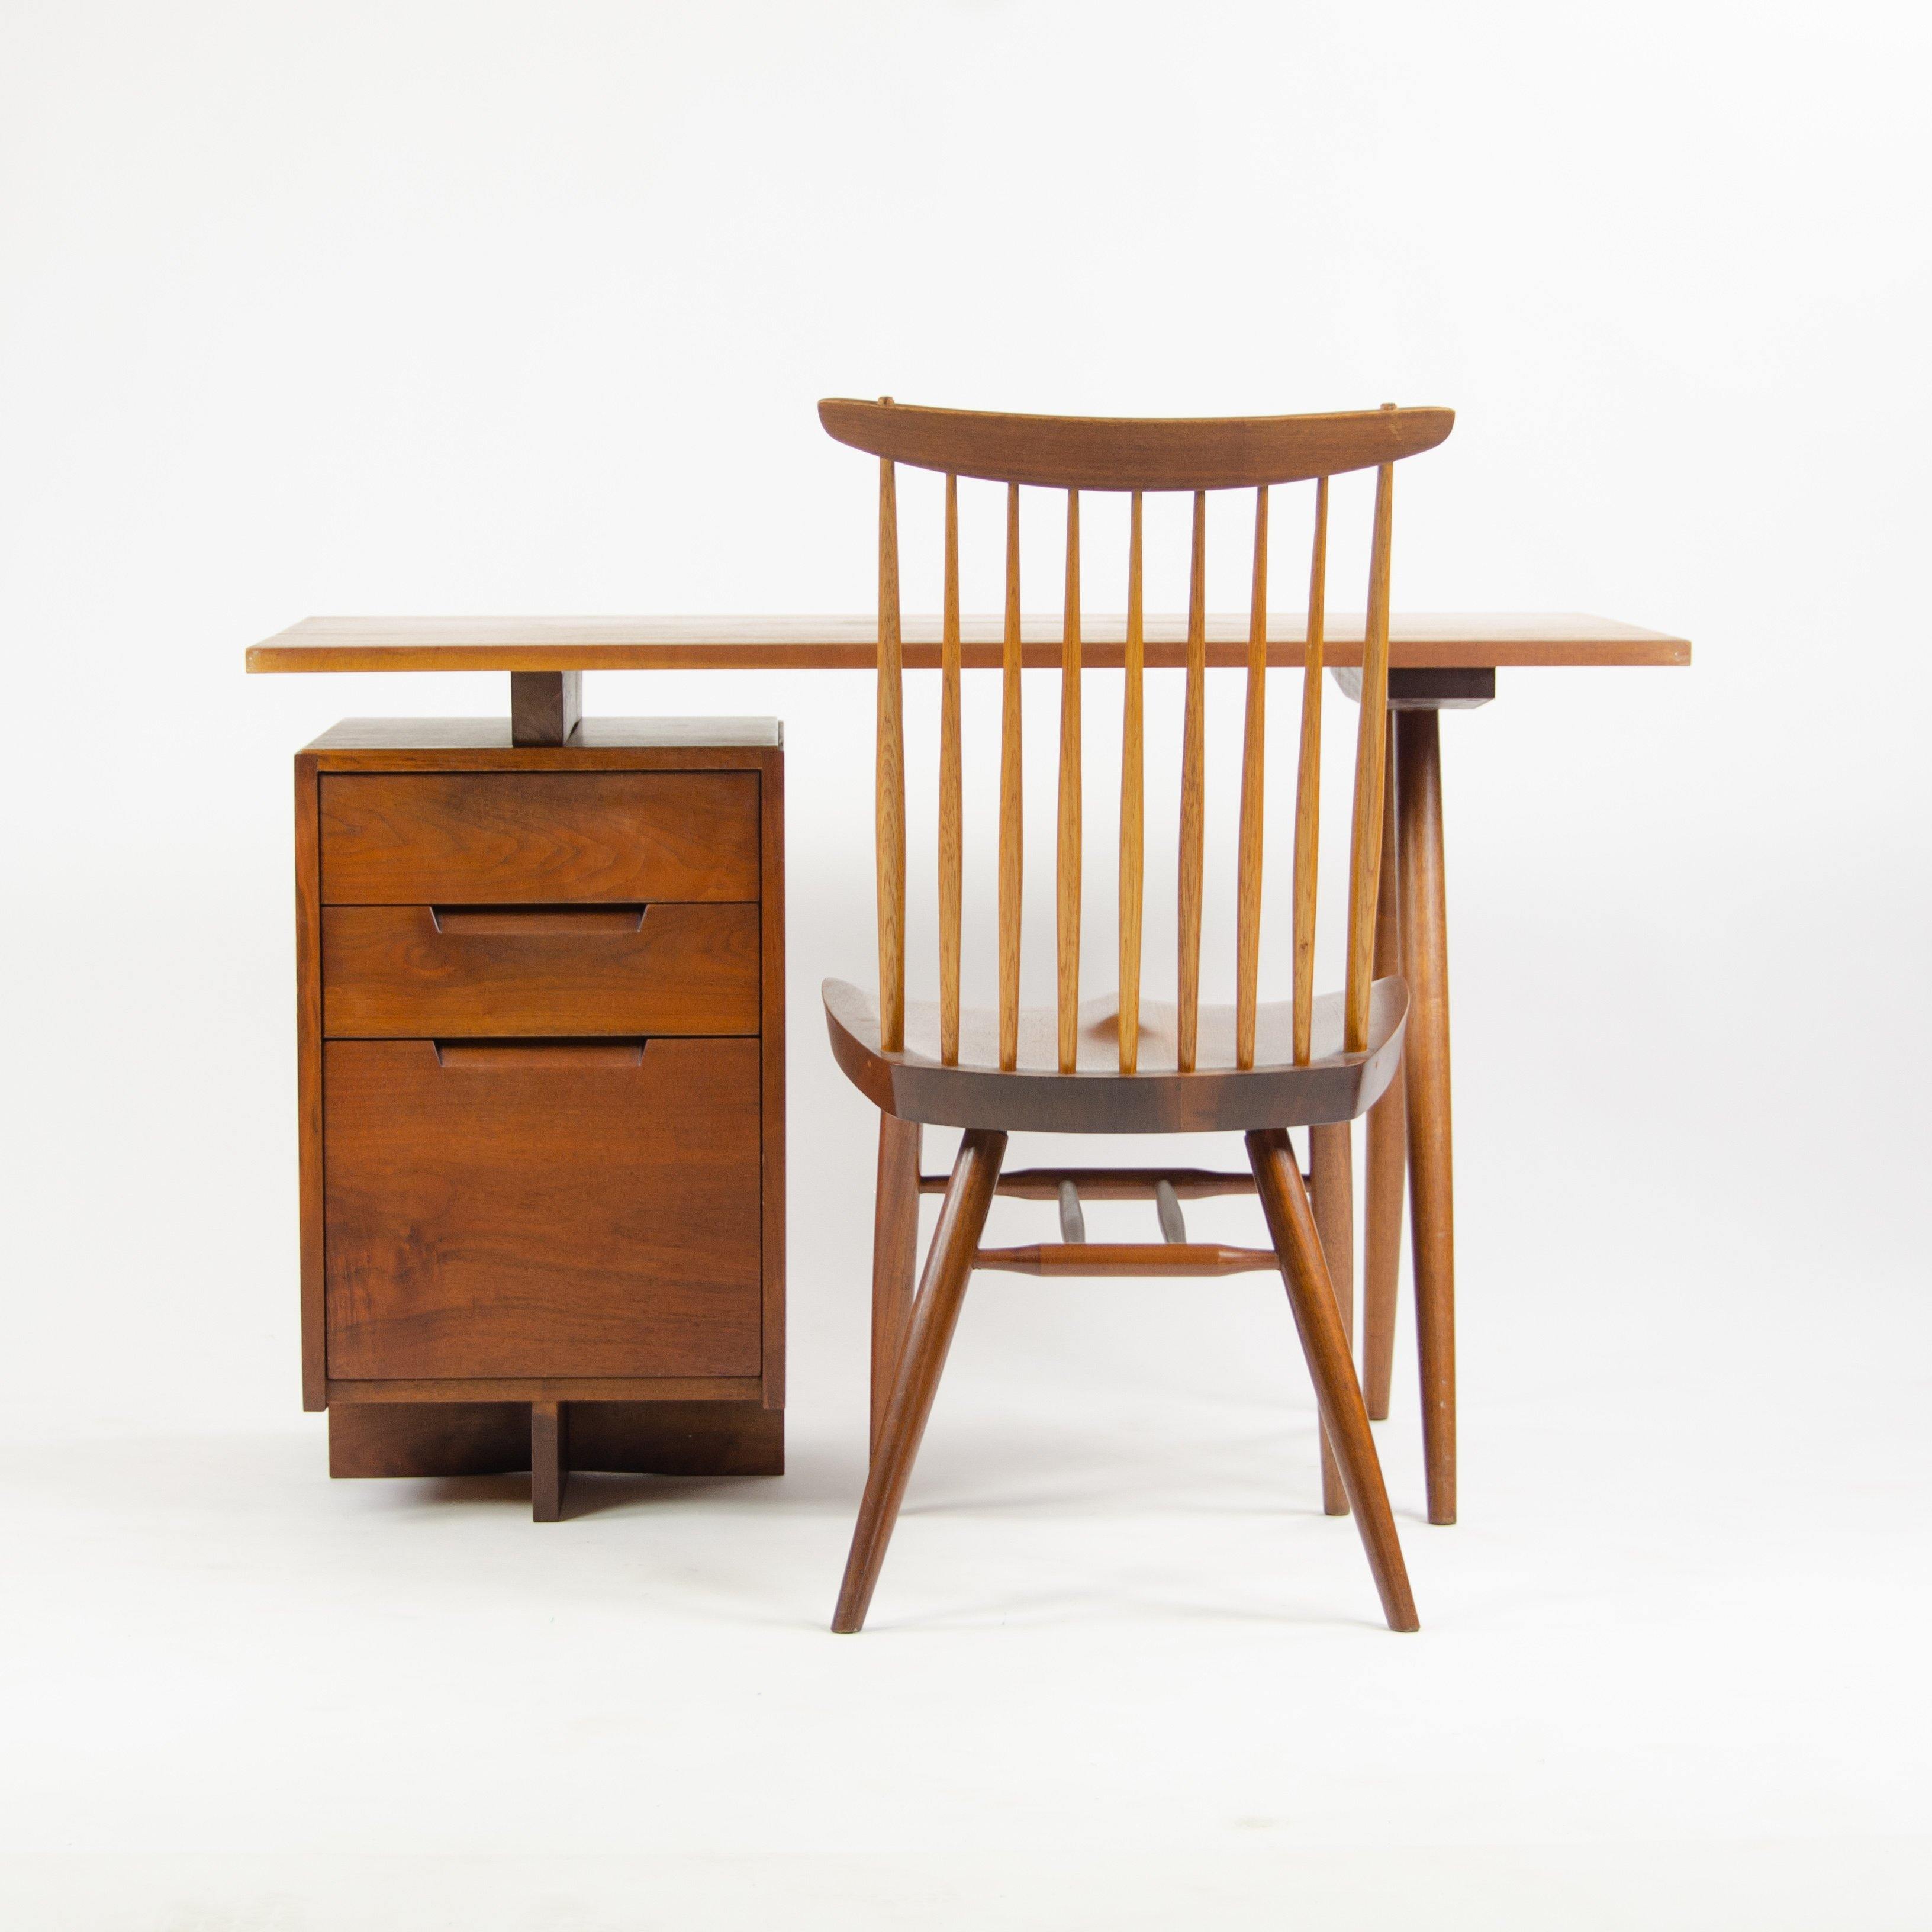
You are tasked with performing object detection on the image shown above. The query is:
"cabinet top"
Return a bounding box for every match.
[252,611,1689,674]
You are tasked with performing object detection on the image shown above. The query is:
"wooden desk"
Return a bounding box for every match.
[252,612,1688,1524]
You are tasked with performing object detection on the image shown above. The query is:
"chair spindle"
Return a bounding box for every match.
[1177,491,1208,1073]
[997,482,1023,1071]
[1344,456,1396,1053]
[1058,490,1083,1073]
[1292,475,1329,1064]
[1118,491,1145,1074]
[939,473,962,1064]
[877,453,906,1053]
[1235,485,1270,1070]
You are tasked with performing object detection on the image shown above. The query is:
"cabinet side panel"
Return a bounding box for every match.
[296,753,326,1409]
[760,749,787,1407]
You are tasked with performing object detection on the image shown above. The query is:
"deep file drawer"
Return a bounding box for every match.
[321,901,760,1036]
[323,1036,764,1380]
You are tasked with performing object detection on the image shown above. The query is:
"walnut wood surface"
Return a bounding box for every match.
[875,453,907,1054]
[823,978,1406,1134]
[511,670,581,748]
[870,1115,922,1454]
[323,1038,762,1380]
[320,772,759,904]
[922,1165,1257,1201]
[321,902,759,1038]
[1309,1121,1356,1518]
[972,1242,1280,1277]
[531,1401,569,1520]
[818,397,1453,490]
[1234,487,1269,1070]
[327,1399,783,1477]
[1118,493,1145,1073]
[1248,1128,1417,1631]
[295,755,326,1410]
[251,611,1690,673]
[1363,727,1405,1422]
[1057,490,1083,1073]
[1397,711,1457,1524]
[835,1129,1007,1633]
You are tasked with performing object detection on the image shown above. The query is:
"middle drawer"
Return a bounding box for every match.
[323,903,760,1038]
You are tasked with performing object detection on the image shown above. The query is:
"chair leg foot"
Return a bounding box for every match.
[1248,1128,1418,1632]
[833,1128,1007,1634]
[532,1401,569,1522]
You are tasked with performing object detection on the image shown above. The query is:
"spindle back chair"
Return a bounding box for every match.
[818,397,1454,1634]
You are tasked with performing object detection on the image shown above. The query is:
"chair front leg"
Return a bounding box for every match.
[871,1114,923,1456]
[1248,1128,1418,1633]
[835,1128,1007,1633]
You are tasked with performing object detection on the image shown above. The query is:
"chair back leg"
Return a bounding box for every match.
[835,1128,1008,1632]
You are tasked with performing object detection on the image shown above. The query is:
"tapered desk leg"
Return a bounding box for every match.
[871,1115,923,1456]
[1396,710,1456,1525]
[1363,714,1405,1421]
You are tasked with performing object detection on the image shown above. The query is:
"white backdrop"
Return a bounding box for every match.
[3,4,1929,1927]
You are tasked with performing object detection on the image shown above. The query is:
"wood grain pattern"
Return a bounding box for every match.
[823,978,1406,1135]
[999,484,1023,1071]
[1248,1127,1417,1631]
[323,1038,762,1380]
[1397,709,1457,1524]
[924,1165,1257,1201]
[321,902,759,1038]
[1118,491,1145,1074]
[1292,476,1329,1065]
[1235,485,1270,1070]
[1177,491,1208,1073]
[818,397,1453,490]
[319,772,760,905]
[876,452,907,1053]
[1363,717,1404,1422]
[531,1401,569,1520]
[1344,459,1396,1053]
[939,474,962,1064]
[973,1242,1279,1277]
[1058,490,1083,1073]
[327,1376,764,1403]
[295,754,326,1411]
[871,1115,922,1454]
[1308,1121,1355,1518]
[834,1129,1007,1633]
[251,610,1693,675]
[758,756,787,1408]
[510,670,582,748]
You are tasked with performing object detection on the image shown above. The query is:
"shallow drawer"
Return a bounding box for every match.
[322,902,759,1037]
[321,772,759,904]
[324,1037,762,1380]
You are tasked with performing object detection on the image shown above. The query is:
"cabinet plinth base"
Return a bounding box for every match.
[327,1399,785,1500]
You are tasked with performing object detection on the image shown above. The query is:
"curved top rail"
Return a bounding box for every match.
[818,398,1454,491]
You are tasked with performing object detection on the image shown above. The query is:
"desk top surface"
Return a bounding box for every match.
[247,612,1689,674]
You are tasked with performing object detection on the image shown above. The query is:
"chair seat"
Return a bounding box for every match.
[823,977,1407,1134]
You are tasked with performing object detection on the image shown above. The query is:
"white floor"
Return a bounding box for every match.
[5,1207,1928,1931]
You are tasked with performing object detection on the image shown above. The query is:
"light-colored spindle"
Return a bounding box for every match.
[1234,485,1270,1070]
[997,482,1023,1071]
[1344,457,1396,1053]
[1118,491,1145,1074]
[876,453,905,1053]
[1292,476,1330,1064]
[939,472,962,1064]
[1177,490,1207,1073]
[1057,490,1082,1073]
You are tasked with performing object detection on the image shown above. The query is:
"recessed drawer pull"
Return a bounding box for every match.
[433,1039,648,1068]
[432,905,647,936]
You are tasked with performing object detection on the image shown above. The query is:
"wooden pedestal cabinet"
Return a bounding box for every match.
[295,719,784,1517]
